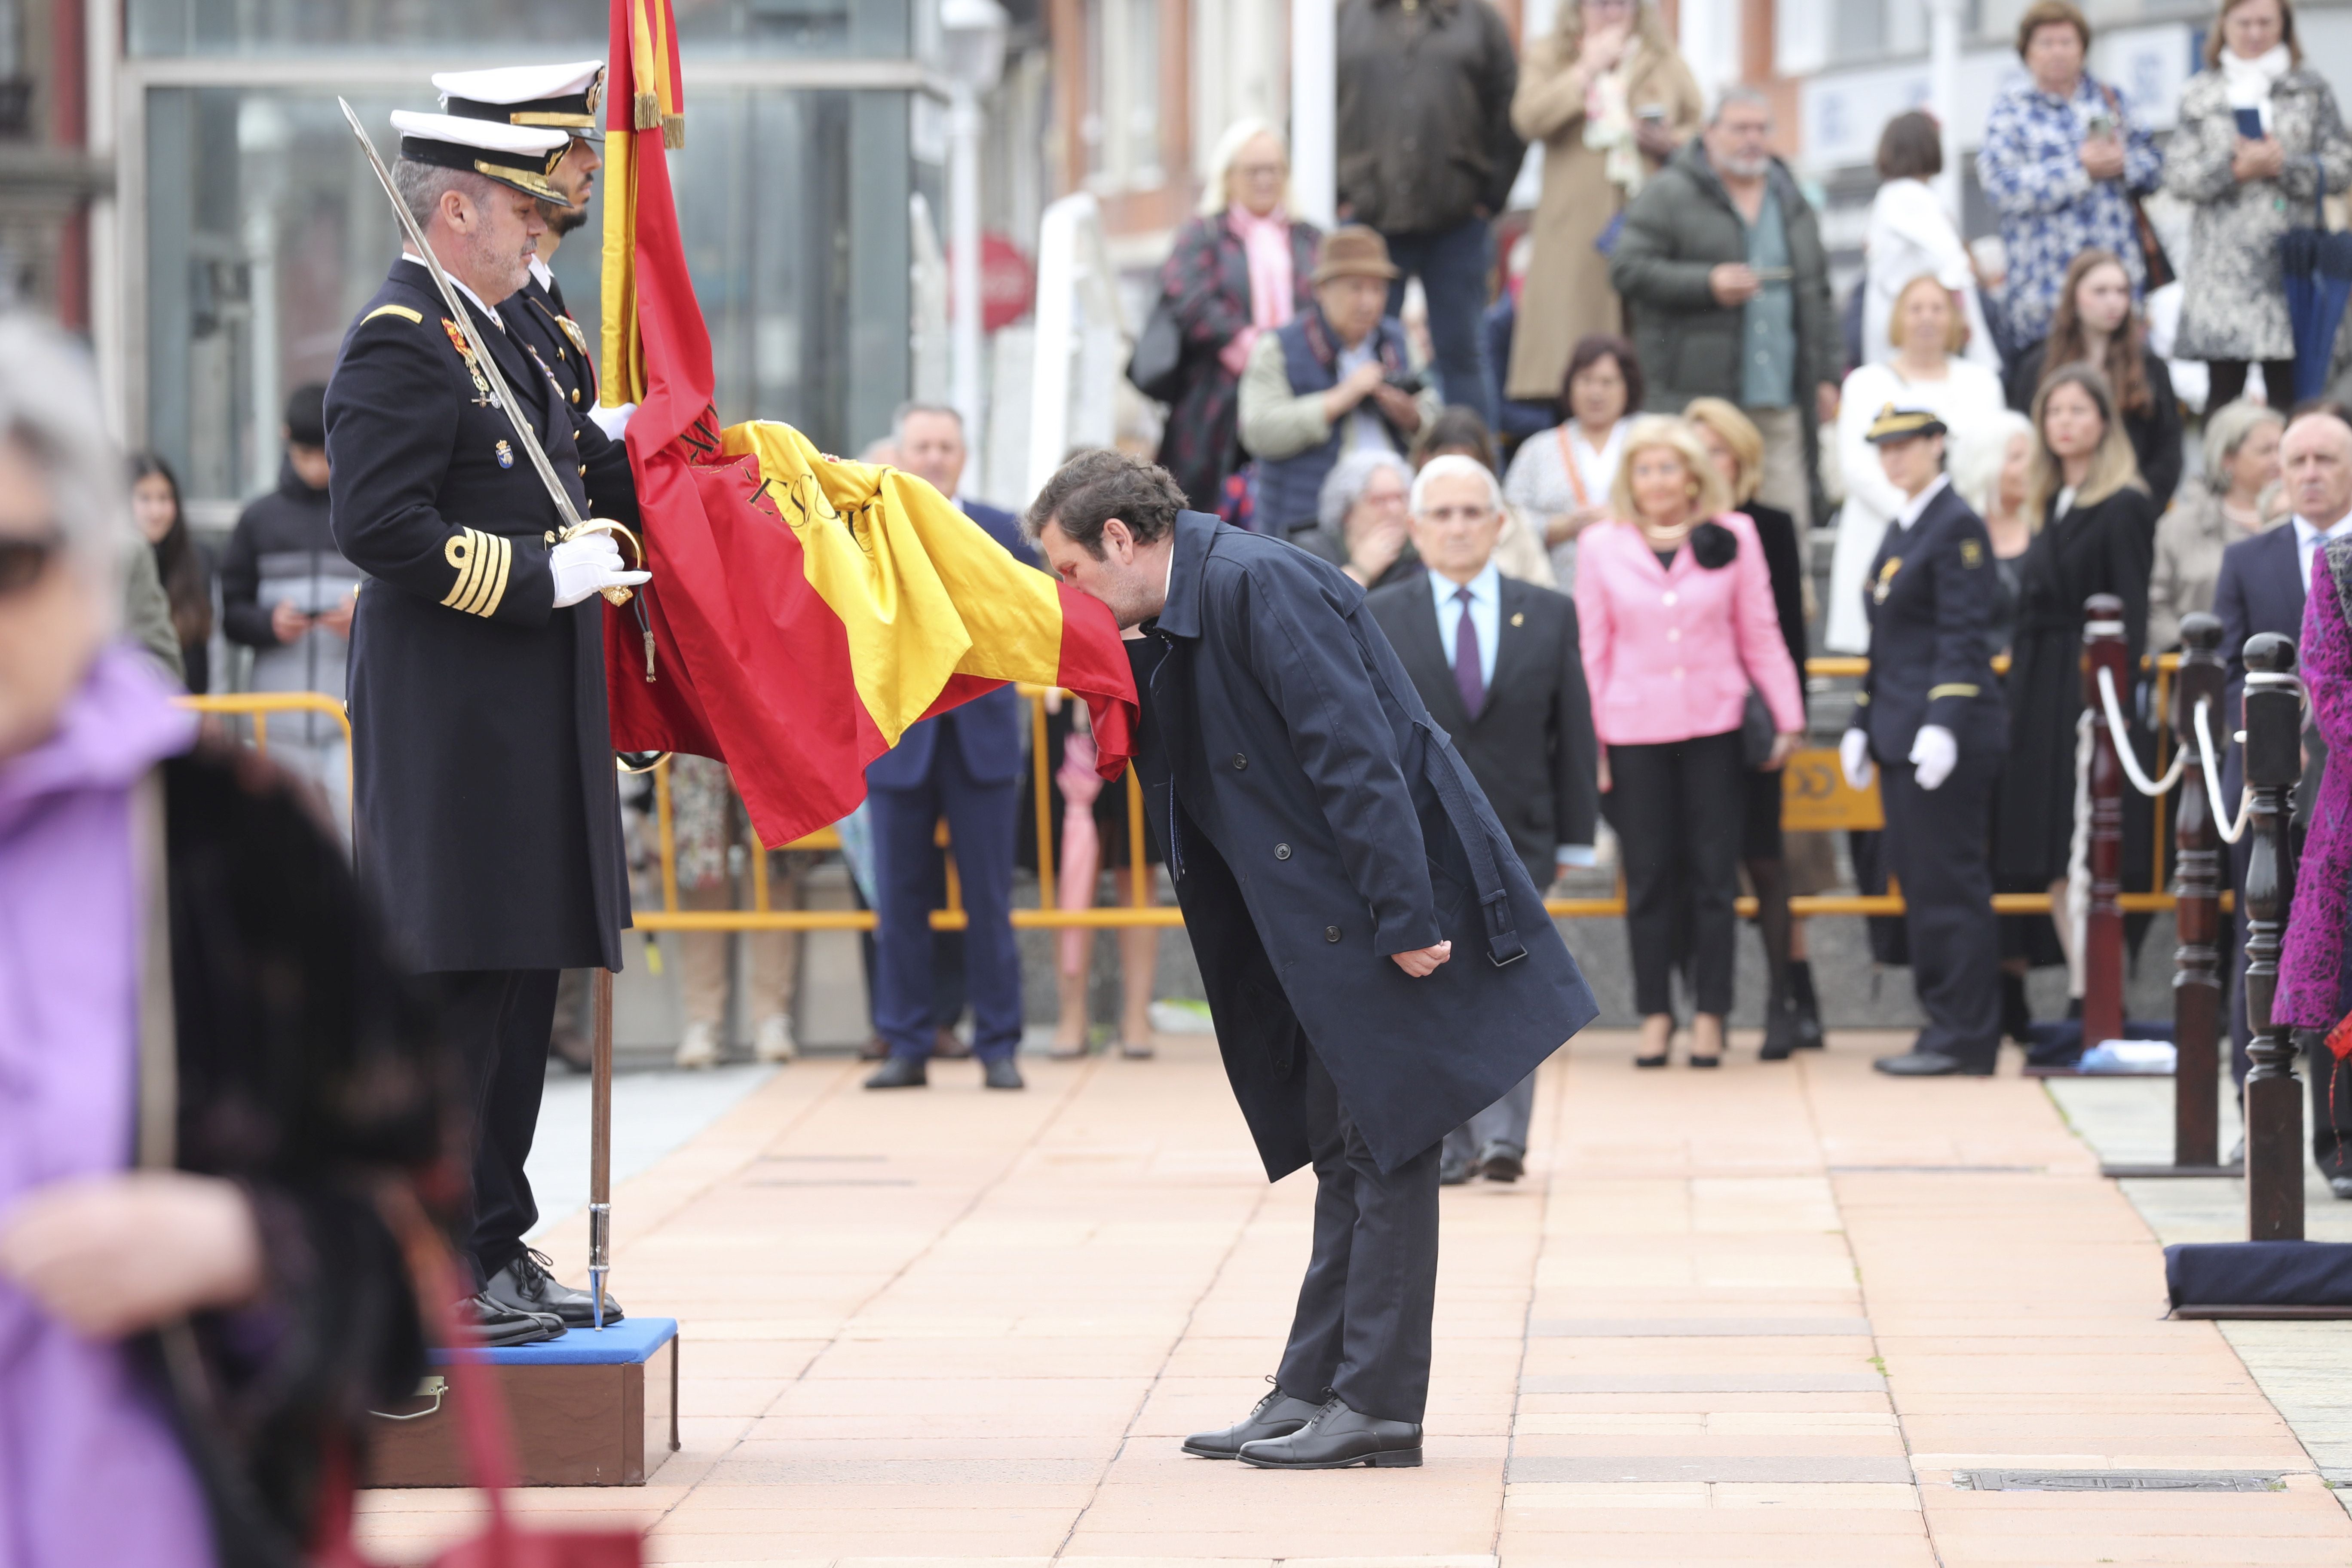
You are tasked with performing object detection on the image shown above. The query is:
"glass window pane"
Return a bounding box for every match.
[128,0,908,58]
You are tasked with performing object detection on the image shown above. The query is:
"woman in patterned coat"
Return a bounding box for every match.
[1150,121,1320,513]
[2163,0,2352,410]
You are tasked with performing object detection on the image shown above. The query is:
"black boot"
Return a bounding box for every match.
[1787,959,1825,1049]
[1182,1385,1325,1459]
[1237,1397,1423,1469]
[2000,971,2033,1043]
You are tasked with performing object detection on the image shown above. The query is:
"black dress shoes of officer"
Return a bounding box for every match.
[1181,1385,1326,1458]
[458,1290,564,1348]
[865,1057,928,1089]
[1872,1050,1994,1077]
[484,1247,621,1328]
[982,1057,1025,1090]
[1477,1142,1525,1183]
[1237,1396,1423,1469]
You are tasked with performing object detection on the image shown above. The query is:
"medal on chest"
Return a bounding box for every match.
[1873,556,1902,605]
[442,317,496,407]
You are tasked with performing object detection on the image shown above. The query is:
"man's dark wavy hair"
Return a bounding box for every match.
[1024,448,1188,557]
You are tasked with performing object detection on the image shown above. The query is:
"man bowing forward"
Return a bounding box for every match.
[1030,451,1597,1470]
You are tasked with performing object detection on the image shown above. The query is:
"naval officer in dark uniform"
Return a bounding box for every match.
[1839,404,2008,1077]
[325,111,647,1342]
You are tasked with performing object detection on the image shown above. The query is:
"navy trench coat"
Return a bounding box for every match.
[1132,511,1598,1177]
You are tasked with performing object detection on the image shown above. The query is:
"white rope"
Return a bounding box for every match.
[2095,665,2187,797]
[2193,695,2256,845]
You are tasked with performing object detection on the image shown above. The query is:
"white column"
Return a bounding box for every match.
[949,80,986,457]
[86,0,122,435]
[1929,0,1964,213]
[1289,0,1335,228]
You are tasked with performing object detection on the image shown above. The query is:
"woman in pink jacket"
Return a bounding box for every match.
[1577,416,1808,1068]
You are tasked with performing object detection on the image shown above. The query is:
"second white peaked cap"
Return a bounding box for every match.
[432,61,606,108]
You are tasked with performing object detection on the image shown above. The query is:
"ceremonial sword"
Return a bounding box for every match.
[337,97,642,606]
[342,98,628,1329]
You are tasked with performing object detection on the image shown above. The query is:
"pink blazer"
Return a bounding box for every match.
[1574,511,1807,747]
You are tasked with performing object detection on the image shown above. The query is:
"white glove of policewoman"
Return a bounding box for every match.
[1839,728,1874,790]
[550,532,649,609]
[1908,724,1958,791]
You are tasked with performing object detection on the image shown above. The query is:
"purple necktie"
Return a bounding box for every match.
[1453,585,1484,717]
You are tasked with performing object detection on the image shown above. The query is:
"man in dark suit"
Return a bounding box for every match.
[1031,450,1597,1470]
[863,404,1033,1090]
[327,111,646,1341]
[1366,455,1596,1184]
[2214,406,2352,1190]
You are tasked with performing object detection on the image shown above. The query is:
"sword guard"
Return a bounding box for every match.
[559,518,646,605]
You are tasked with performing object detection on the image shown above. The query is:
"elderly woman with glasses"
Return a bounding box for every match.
[1304,446,1423,590]
[0,317,455,1564]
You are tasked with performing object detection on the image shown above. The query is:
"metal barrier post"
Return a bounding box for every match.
[2242,631,2305,1240]
[2082,595,2129,1054]
[2104,613,2233,1178]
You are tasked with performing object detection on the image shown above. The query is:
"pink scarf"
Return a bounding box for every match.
[1219,206,1298,378]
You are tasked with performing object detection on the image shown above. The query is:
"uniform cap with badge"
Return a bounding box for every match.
[1863,403,1949,445]
[435,60,606,141]
[390,110,572,203]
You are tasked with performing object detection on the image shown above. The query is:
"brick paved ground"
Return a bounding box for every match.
[358,1029,2352,1566]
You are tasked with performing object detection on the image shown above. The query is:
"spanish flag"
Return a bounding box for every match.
[597,0,1137,848]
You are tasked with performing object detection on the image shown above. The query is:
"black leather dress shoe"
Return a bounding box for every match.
[484,1248,622,1328]
[457,1291,564,1348]
[1181,1387,1325,1458]
[1872,1050,1994,1077]
[1477,1142,1525,1183]
[982,1057,1025,1090]
[865,1057,928,1089]
[1237,1398,1422,1469]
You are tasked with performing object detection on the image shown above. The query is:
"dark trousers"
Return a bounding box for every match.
[856,856,968,1029]
[2207,358,2298,413]
[430,968,558,1288]
[1608,729,1745,1017]
[1381,217,1496,425]
[870,745,1021,1063]
[1879,748,2004,1069]
[1277,1045,1441,1424]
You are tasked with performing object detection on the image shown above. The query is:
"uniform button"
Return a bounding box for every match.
[1325,925,1341,943]
[1232,753,1247,769]
[1275,843,1292,861]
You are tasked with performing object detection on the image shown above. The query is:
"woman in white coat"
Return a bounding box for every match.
[1825,275,2009,653]
[1862,112,1999,374]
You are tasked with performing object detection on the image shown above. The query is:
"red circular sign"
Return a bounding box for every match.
[952,232,1035,333]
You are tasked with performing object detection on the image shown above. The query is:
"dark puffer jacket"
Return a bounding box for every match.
[1334,0,1523,236]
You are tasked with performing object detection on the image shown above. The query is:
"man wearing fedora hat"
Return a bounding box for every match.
[1240,225,1440,545]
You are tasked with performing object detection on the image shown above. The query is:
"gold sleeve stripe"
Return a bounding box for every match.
[364,304,423,325]
[1928,683,1980,700]
[440,529,514,618]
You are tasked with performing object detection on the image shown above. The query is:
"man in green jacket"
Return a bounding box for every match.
[1608,86,1843,529]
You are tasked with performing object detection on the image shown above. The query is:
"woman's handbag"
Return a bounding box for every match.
[2098,83,2176,291]
[1740,689,1776,770]
[1126,295,1186,404]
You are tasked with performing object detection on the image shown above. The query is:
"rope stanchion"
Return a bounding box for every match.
[2193,697,2256,845]
[2096,664,2186,796]
[2080,600,2131,1055]
[2242,631,2307,1242]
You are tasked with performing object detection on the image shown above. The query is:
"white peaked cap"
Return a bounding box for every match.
[389,110,570,156]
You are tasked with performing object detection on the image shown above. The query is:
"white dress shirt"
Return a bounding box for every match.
[2293,509,2352,588]
[1430,560,1501,691]
[401,250,503,330]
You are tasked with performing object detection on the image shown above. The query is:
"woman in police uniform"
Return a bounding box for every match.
[1838,404,2009,1077]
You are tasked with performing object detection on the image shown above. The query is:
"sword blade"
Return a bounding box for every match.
[337,98,584,534]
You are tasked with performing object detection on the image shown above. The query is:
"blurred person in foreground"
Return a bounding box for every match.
[2151,400,2286,652]
[1506,0,1701,408]
[1976,0,2162,357]
[1334,0,1523,423]
[0,315,453,1567]
[218,383,360,827]
[1838,405,2009,1076]
[1685,396,1825,1058]
[1366,454,1598,1184]
[1029,450,1595,1470]
[1152,119,1321,513]
[2005,249,2182,508]
[1577,416,1805,1069]
[1241,226,1438,542]
[1828,275,2007,654]
[1610,87,1841,529]
[128,453,212,693]
[1415,405,1556,586]
[1504,333,1642,589]
[2164,0,2352,412]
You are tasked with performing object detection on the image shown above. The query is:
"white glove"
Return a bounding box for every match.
[1839,728,1874,790]
[1909,724,1958,791]
[589,401,638,441]
[551,533,649,609]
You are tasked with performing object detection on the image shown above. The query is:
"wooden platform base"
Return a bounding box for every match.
[365,1317,679,1487]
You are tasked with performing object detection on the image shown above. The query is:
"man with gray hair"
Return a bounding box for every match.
[1609,87,1842,528]
[1367,452,1597,1184]
[326,111,645,1344]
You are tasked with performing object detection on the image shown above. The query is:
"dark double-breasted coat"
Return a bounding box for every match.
[1132,511,1599,1177]
[326,257,638,974]
[502,265,599,414]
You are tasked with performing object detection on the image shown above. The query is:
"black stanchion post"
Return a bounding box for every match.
[2082,595,2129,1054]
[2242,632,2304,1241]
